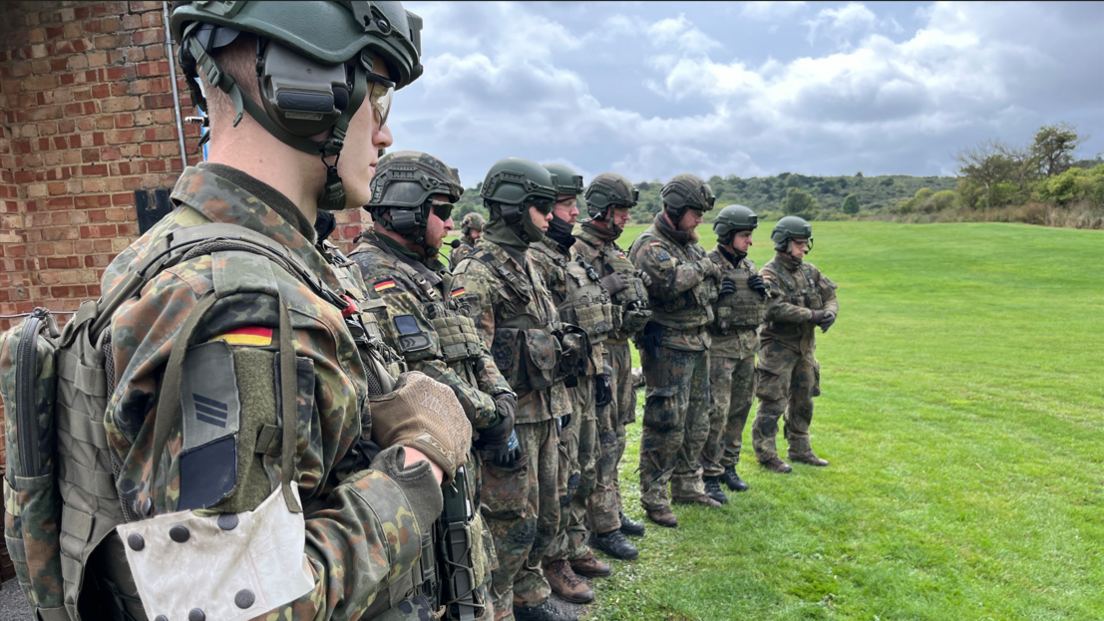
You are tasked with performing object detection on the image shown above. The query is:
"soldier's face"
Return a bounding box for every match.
[529,205,553,232]
[425,193,455,249]
[733,230,753,253]
[677,209,703,233]
[612,207,632,229]
[338,53,395,209]
[553,197,579,225]
[789,238,809,258]
[470,229,482,241]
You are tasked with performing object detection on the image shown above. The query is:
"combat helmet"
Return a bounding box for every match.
[367,150,463,253]
[584,173,638,222]
[771,215,814,253]
[480,158,558,243]
[543,163,584,199]
[661,174,715,222]
[713,204,758,244]
[460,212,486,236]
[170,1,423,211]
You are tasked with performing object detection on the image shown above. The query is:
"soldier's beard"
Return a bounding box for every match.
[688,228,700,243]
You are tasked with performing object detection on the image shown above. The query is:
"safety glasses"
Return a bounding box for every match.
[366,72,394,128]
[431,200,454,221]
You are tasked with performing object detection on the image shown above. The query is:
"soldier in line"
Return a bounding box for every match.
[349,151,523,621]
[701,205,769,504]
[452,212,487,265]
[525,164,612,605]
[573,174,650,551]
[629,175,723,528]
[452,159,576,621]
[83,2,473,619]
[753,216,839,472]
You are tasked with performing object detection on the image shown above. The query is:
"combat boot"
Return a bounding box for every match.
[790,452,830,467]
[721,465,750,492]
[591,529,640,561]
[703,476,728,505]
[672,494,723,509]
[543,559,594,604]
[760,456,793,473]
[571,551,612,578]
[646,506,678,528]
[514,599,578,621]
[619,512,646,537]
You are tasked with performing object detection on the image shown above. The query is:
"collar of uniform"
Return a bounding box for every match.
[777,251,803,271]
[478,238,530,275]
[372,231,444,286]
[530,239,569,262]
[718,245,746,267]
[653,211,690,246]
[171,166,344,293]
[579,220,618,245]
[198,162,316,245]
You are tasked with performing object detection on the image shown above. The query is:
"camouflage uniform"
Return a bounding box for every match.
[98,164,445,620]
[752,253,839,462]
[573,223,650,534]
[350,230,514,620]
[450,240,480,268]
[451,239,568,617]
[629,212,718,511]
[526,239,611,565]
[703,246,767,476]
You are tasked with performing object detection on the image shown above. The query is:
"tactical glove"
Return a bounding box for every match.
[494,392,517,430]
[818,310,837,333]
[719,278,738,296]
[747,274,767,297]
[369,372,473,485]
[599,272,627,295]
[488,430,521,469]
[636,270,653,287]
[595,374,613,408]
[808,310,827,325]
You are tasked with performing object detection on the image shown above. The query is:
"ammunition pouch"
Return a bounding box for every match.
[429,314,483,364]
[553,324,591,385]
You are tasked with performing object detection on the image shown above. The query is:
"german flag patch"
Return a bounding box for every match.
[649,241,662,246]
[374,279,397,292]
[451,287,466,297]
[209,326,273,347]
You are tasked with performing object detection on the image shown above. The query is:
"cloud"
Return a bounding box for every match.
[741,1,807,20]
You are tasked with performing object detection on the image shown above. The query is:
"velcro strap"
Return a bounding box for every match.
[254,424,281,457]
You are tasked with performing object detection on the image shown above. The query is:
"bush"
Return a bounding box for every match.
[1037,165,1104,207]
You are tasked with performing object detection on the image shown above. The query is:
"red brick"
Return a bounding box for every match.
[132,29,165,45]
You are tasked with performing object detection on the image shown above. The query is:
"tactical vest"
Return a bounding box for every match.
[631,228,715,331]
[576,230,652,339]
[713,255,767,333]
[761,261,824,344]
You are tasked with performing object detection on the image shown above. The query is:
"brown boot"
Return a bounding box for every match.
[672,494,723,508]
[646,506,678,528]
[570,551,612,578]
[760,456,793,473]
[790,453,829,467]
[543,559,594,604]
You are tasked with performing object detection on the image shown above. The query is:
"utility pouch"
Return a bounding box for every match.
[0,308,66,615]
[620,304,653,335]
[430,314,483,363]
[555,325,591,382]
[639,322,664,359]
[492,328,561,394]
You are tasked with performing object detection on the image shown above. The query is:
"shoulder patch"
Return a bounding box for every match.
[451,287,466,297]
[374,279,397,293]
[656,251,671,261]
[208,326,273,348]
[648,241,662,246]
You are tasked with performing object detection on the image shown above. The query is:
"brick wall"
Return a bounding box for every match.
[0,0,372,476]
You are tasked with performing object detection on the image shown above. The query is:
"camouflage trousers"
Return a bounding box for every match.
[638,345,711,511]
[701,355,756,477]
[469,451,498,621]
[751,341,821,461]
[546,377,598,563]
[591,340,632,534]
[482,417,559,619]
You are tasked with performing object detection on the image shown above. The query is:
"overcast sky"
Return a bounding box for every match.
[391,1,1104,186]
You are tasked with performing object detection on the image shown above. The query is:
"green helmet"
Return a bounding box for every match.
[713,204,758,242]
[460,212,486,236]
[367,150,463,252]
[170,1,423,211]
[543,163,584,198]
[480,157,557,243]
[771,215,814,253]
[584,173,638,221]
[661,174,715,221]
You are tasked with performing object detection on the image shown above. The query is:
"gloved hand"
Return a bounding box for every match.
[808,310,827,325]
[818,310,837,333]
[599,272,627,295]
[475,394,516,449]
[747,274,767,297]
[636,270,653,287]
[595,374,612,408]
[369,372,473,485]
[494,392,516,428]
[719,278,737,296]
[487,430,521,469]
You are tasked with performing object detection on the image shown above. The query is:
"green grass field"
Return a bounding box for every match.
[448,221,1104,620]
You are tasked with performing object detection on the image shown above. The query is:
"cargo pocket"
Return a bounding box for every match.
[4,474,64,609]
[642,385,679,433]
[480,457,530,522]
[522,329,561,391]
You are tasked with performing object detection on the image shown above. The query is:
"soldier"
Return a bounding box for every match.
[349,151,522,621]
[451,212,487,265]
[629,174,722,528]
[81,3,473,620]
[451,159,575,621]
[702,205,769,503]
[752,216,839,472]
[573,174,650,554]
[525,164,615,604]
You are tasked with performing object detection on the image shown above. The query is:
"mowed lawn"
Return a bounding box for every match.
[456,221,1103,620]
